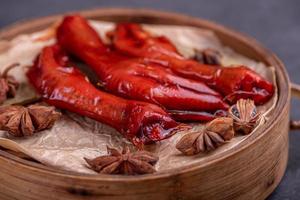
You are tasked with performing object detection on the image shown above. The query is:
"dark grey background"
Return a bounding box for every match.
[1,0,299,199]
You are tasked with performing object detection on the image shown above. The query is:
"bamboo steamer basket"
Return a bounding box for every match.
[0,8,297,200]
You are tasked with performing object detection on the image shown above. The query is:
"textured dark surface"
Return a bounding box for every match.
[0,0,300,199]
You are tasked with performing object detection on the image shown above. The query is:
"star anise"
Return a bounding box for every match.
[194,48,222,65]
[290,120,300,130]
[0,63,20,104]
[176,117,234,155]
[84,146,159,175]
[0,104,61,137]
[228,99,261,135]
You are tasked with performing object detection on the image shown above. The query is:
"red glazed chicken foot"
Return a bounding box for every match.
[168,109,227,122]
[56,15,229,122]
[26,45,189,146]
[109,23,274,105]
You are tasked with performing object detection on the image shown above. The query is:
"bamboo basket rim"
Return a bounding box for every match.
[0,8,290,182]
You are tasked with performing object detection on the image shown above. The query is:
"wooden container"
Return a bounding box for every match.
[0,8,295,200]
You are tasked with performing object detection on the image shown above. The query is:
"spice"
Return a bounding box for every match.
[84,146,159,175]
[228,99,260,134]
[0,104,61,137]
[290,120,300,130]
[176,117,234,155]
[194,48,222,65]
[0,63,19,104]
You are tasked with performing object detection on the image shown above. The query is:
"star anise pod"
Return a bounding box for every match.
[194,48,222,65]
[0,104,61,137]
[84,146,159,175]
[176,117,234,155]
[0,63,20,104]
[290,120,300,130]
[228,99,261,135]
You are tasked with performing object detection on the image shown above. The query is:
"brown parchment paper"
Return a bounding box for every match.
[0,20,277,174]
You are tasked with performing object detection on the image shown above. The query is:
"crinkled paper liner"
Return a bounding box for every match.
[0,20,277,174]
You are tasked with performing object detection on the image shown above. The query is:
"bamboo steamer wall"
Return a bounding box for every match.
[0,8,290,200]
